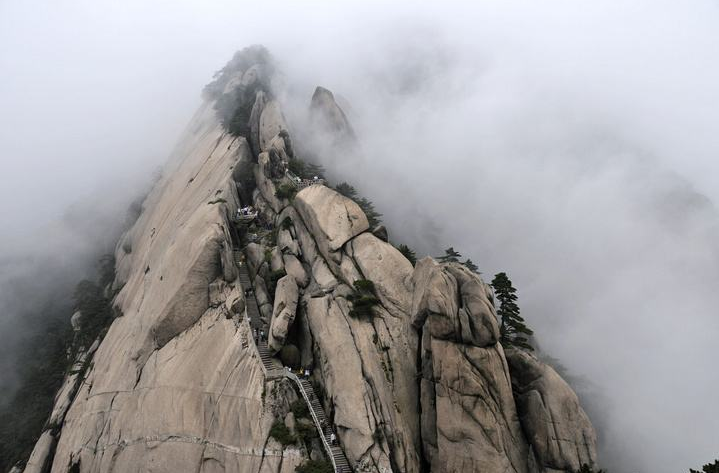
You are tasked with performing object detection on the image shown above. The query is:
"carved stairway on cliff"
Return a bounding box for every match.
[236,263,351,472]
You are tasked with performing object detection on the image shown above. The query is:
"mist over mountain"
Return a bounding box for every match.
[1,2,718,473]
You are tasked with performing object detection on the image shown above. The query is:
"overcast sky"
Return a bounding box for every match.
[1,1,718,472]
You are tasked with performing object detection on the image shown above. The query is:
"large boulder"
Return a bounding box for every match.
[506,349,598,472]
[294,186,369,261]
[412,257,528,473]
[283,254,309,288]
[268,275,299,354]
[348,233,414,316]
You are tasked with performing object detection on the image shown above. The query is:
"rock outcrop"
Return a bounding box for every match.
[411,258,528,473]
[20,48,598,473]
[506,349,598,473]
[268,275,299,353]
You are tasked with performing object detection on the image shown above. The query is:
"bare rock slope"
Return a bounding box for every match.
[21,48,598,473]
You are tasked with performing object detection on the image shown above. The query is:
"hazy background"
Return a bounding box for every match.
[1,1,718,472]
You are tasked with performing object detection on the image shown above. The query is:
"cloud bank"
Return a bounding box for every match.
[1,1,718,471]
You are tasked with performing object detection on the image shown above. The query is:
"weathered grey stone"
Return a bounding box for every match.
[268,276,299,354]
[248,90,267,156]
[413,257,528,473]
[259,100,288,152]
[349,232,414,316]
[311,258,338,292]
[70,311,82,331]
[254,152,285,213]
[310,86,355,143]
[278,228,299,256]
[225,286,246,317]
[284,412,297,436]
[270,247,285,272]
[246,242,266,279]
[283,254,309,288]
[506,349,598,473]
[294,186,369,257]
[23,431,55,473]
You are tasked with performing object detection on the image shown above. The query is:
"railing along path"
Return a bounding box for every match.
[236,263,351,472]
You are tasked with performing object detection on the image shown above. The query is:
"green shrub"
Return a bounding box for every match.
[396,244,416,266]
[690,460,719,473]
[290,399,309,419]
[347,279,379,319]
[275,184,297,200]
[334,182,382,226]
[288,158,325,180]
[353,279,375,293]
[334,182,357,199]
[269,420,296,446]
[281,217,293,230]
[295,460,334,473]
[296,422,318,444]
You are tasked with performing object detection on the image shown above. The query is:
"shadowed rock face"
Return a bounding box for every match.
[23,50,598,473]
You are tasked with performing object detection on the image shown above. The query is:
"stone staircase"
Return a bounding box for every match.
[298,378,351,473]
[236,262,351,472]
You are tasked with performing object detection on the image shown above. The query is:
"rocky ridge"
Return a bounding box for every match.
[18,47,598,473]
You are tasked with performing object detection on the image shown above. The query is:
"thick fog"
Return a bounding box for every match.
[2,1,718,472]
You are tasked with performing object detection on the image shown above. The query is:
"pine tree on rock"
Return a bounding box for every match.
[462,258,480,273]
[491,272,534,351]
[437,247,461,263]
[690,459,719,473]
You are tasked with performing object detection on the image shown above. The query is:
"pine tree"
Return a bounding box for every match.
[462,258,480,273]
[691,459,719,473]
[491,272,534,351]
[437,247,461,263]
[397,244,417,266]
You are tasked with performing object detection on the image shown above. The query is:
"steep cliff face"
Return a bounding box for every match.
[21,47,598,473]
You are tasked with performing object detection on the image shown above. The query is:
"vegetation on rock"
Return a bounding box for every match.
[691,459,719,473]
[0,255,117,471]
[289,157,326,181]
[396,244,417,265]
[275,183,298,201]
[347,279,380,318]
[295,459,334,473]
[334,182,383,227]
[436,246,480,273]
[290,399,309,419]
[491,272,534,351]
[269,420,296,446]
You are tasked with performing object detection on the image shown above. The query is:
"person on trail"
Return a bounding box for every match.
[304,368,310,377]
[330,433,336,445]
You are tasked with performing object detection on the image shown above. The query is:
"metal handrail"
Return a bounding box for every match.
[238,263,342,472]
[284,371,339,473]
